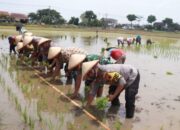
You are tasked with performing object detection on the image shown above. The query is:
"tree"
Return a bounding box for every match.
[127,14,137,29]
[28,13,37,23]
[28,8,65,24]
[162,18,173,29]
[80,10,97,26]
[147,15,156,25]
[68,17,79,25]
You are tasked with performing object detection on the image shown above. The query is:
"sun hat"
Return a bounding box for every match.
[38,37,51,46]
[47,47,61,60]
[26,44,34,50]
[68,54,86,70]
[24,32,33,36]
[16,42,24,51]
[23,36,33,46]
[15,35,23,43]
[82,60,99,80]
[110,49,125,60]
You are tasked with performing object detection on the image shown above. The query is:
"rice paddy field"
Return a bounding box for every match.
[0,26,180,130]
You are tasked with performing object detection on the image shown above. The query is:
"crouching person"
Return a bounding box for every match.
[82,61,140,118]
[8,36,17,55]
[47,47,87,81]
[68,54,112,99]
[16,42,34,58]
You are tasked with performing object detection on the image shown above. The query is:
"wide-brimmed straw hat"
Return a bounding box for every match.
[38,37,51,46]
[68,54,86,70]
[26,44,34,50]
[48,47,61,60]
[15,35,23,43]
[24,32,33,36]
[23,36,33,46]
[16,42,24,51]
[82,60,99,80]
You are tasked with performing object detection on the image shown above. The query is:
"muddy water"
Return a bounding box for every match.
[0,33,180,130]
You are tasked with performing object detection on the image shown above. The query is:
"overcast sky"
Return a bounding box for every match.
[0,0,179,24]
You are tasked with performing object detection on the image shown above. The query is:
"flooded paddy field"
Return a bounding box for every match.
[0,31,180,130]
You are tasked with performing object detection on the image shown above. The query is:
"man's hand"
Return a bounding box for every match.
[108,94,115,101]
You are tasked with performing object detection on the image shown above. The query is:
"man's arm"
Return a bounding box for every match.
[108,85,124,101]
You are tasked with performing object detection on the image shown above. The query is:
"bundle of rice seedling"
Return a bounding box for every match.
[96,97,108,110]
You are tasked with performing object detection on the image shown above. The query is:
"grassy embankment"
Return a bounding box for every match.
[1,25,180,39]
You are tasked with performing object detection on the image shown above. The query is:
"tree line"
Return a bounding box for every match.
[1,8,180,31]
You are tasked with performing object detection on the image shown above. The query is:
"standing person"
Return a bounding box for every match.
[8,36,17,55]
[68,53,112,99]
[135,35,141,45]
[16,23,23,34]
[106,47,126,64]
[82,61,140,118]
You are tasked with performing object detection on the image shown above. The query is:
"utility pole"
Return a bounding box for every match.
[48,6,51,24]
[105,13,108,29]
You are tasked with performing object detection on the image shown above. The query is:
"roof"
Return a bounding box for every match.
[11,13,28,20]
[0,11,9,16]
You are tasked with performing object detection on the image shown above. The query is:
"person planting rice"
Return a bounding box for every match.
[8,36,17,55]
[68,53,112,99]
[135,35,142,45]
[105,47,126,64]
[82,60,140,118]
[117,37,126,46]
[146,38,154,45]
[16,41,34,59]
[126,37,135,46]
[23,36,47,66]
[47,47,87,81]
[38,37,52,63]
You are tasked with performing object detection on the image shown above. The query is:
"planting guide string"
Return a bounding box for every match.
[25,64,110,130]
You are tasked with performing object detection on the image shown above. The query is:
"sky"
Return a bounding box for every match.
[0,0,180,24]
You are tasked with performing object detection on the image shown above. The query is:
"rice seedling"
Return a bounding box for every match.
[67,88,71,96]
[37,110,42,122]
[67,122,74,130]
[47,119,54,130]
[160,125,163,130]
[153,55,158,58]
[7,87,12,97]
[14,96,19,109]
[22,107,28,124]
[104,37,108,42]
[96,97,109,110]
[114,121,121,130]
[28,116,35,130]
[82,122,88,129]
[81,97,86,107]
[59,113,64,125]
[166,71,173,75]
[21,85,29,93]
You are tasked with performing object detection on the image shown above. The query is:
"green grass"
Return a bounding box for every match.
[1,25,180,38]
